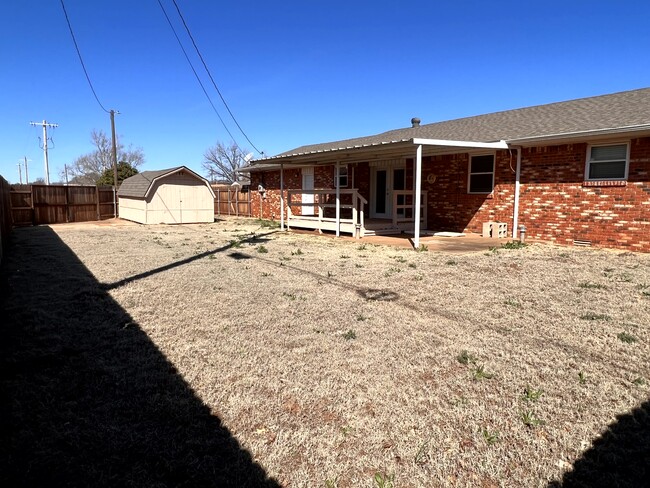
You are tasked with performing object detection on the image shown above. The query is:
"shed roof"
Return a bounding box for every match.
[118,166,214,199]
[253,87,650,165]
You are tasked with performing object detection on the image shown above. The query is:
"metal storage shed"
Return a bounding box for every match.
[118,166,215,224]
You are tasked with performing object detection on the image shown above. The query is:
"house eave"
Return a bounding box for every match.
[507,124,650,146]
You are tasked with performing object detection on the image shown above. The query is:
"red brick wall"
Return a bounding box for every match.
[250,138,650,251]
[517,139,650,251]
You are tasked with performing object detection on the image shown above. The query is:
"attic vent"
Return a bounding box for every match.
[573,239,592,247]
[411,117,421,128]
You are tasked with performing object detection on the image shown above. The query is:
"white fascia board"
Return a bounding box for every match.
[411,138,509,149]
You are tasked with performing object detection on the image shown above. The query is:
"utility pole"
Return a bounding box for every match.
[110,109,119,217]
[17,162,23,184]
[22,156,31,184]
[30,120,58,185]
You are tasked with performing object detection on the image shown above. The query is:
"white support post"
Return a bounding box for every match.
[414,145,423,249]
[512,147,521,239]
[280,164,285,230]
[335,161,341,237]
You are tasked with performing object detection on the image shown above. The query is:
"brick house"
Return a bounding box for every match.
[244,88,650,252]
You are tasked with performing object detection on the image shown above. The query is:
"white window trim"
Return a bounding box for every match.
[335,165,349,188]
[584,142,630,181]
[467,153,495,194]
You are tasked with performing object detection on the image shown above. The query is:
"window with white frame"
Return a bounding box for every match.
[468,154,494,193]
[335,165,348,188]
[586,143,629,180]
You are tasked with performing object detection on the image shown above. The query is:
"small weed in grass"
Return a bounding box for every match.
[291,248,303,256]
[257,245,268,253]
[414,438,430,465]
[208,254,216,260]
[522,386,544,402]
[391,255,407,263]
[446,259,458,266]
[325,479,338,488]
[580,312,611,321]
[356,314,367,322]
[413,274,424,281]
[357,243,367,251]
[343,329,357,340]
[559,252,570,258]
[282,292,296,300]
[257,218,279,228]
[578,371,588,385]
[504,298,522,308]
[472,364,494,380]
[340,254,350,259]
[408,262,417,269]
[501,240,528,250]
[617,331,637,344]
[457,350,477,365]
[482,428,500,446]
[229,239,243,248]
[521,410,545,427]
[261,272,272,277]
[578,282,607,290]
[374,472,394,488]
[355,263,364,268]
[632,377,646,386]
[416,244,428,252]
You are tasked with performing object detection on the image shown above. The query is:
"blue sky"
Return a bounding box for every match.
[1,0,649,184]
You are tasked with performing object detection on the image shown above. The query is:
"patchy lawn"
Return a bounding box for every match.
[1,218,649,487]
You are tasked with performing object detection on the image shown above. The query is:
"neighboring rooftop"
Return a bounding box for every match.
[260,87,650,162]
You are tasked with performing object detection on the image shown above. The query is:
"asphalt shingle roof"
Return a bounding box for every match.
[118,167,183,198]
[272,87,650,159]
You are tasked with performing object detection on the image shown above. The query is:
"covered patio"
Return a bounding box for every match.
[246,137,513,248]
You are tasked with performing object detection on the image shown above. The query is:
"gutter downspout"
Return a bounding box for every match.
[280,163,285,230]
[413,144,423,249]
[512,147,521,239]
[335,161,341,237]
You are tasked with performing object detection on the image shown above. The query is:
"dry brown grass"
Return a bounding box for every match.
[2,217,649,487]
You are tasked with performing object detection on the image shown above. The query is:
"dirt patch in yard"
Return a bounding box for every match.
[1,217,649,487]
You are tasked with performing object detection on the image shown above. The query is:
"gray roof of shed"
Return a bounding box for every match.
[118,166,211,198]
[261,87,650,162]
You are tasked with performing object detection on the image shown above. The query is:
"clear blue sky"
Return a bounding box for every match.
[1,0,649,184]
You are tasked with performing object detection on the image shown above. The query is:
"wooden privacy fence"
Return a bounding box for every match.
[0,175,12,264]
[212,185,251,217]
[10,184,116,226]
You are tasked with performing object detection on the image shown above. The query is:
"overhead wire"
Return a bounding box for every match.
[156,0,240,147]
[170,0,262,155]
[59,0,110,114]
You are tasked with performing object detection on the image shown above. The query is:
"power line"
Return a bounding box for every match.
[59,0,110,113]
[156,0,240,146]
[170,0,262,155]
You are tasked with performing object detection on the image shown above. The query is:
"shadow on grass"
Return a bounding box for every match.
[0,226,280,487]
[550,398,649,488]
[103,230,276,291]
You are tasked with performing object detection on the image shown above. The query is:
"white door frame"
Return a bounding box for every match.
[301,167,315,215]
[370,163,405,219]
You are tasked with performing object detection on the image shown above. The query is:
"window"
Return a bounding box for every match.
[335,165,348,188]
[586,143,629,180]
[468,154,494,193]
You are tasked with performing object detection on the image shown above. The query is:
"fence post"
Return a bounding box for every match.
[96,186,100,220]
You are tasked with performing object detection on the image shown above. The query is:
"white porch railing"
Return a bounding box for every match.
[287,189,368,238]
[392,190,427,226]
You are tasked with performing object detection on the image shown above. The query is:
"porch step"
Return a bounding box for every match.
[364,228,403,237]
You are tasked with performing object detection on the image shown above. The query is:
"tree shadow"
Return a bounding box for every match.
[0,226,280,487]
[550,398,650,488]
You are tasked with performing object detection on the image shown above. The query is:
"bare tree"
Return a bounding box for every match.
[202,142,250,184]
[63,130,145,185]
